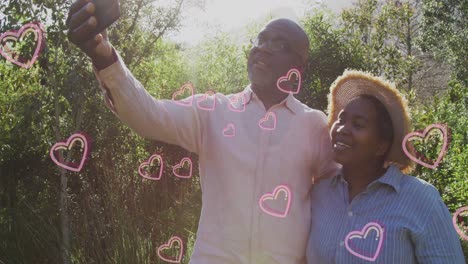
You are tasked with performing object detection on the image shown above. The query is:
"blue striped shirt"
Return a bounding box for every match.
[306,165,465,263]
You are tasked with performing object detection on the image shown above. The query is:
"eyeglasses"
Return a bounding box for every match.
[250,36,303,61]
[250,36,290,53]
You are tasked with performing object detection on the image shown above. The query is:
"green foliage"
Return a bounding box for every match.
[1,0,198,263]
[300,11,369,111]
[188,32,249,94]
[1,0,466,262]
[411,80,468,255]
[420,0,467,82]
[132,40,190,98]
[411,80,468,210]
[341,0,423,90]
[299,0,424,111]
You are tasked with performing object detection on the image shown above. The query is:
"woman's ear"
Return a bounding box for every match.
[376,141,391,157]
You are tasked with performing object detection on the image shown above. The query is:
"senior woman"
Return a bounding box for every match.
[306,70,465,263]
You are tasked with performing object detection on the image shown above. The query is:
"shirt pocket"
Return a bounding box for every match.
[359,225,415,263]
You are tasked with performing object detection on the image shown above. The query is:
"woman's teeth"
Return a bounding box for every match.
[335,141,351,150]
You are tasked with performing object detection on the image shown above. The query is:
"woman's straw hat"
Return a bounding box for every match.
[327,70,413,173]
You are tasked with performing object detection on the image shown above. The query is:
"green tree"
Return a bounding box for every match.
[411,80,468,255]
[341,0,423,91]
[420,0,467,82]
[1,0,193,263]
[188,32,249,94]
[300,11,368,111]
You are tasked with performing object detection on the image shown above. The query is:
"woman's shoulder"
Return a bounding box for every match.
[380,167,450,229]
[397,169,445,207]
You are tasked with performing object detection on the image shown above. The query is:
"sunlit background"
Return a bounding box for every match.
[169,0,357,44]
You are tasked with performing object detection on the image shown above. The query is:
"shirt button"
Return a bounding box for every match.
[348,211,353,217]
[339,241,344,247]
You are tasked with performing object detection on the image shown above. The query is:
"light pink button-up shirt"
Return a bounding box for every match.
[95,53,338,264]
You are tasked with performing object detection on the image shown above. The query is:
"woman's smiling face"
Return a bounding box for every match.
[330,96,392,166]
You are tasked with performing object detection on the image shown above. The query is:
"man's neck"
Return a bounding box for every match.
[251,85,288,111]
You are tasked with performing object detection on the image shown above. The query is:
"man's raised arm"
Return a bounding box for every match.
[66,0,202,154]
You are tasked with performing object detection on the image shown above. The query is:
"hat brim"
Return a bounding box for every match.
[327,70,413,173]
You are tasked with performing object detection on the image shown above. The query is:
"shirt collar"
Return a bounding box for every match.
[373,165,403,193]
[331,171,346,186]
[330,165,403,193]
[242,85,301,114]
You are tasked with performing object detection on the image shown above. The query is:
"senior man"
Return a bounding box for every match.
[67,1,338,263]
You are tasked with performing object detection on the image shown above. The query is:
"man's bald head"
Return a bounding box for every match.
[247,18,310,103]
[264,18,310,65]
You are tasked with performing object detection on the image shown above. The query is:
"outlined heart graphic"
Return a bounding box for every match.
[172,157,193,179]
[259,184,292,218]
[50,133,90,172]
[453,206,468,241]
[157,236,184,263]
[402,123,449,169]
[228,93,246,112]
[276,68,302,94]
[138,154,164,180]
[0,22,45,69]
[196,90,216,111]
[222,123,236,137]
[345,222,384,262]
[258,112,276,131]
[172,83,194,106]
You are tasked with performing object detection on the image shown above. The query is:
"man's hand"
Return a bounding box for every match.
[67,0,115,69]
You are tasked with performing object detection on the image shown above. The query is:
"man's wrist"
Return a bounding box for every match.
[92,48,118,71]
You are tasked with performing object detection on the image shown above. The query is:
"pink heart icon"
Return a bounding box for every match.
[0,22,45,69]
[228,93,246,112]
[172,83,194,106]
[402,123,449,169]
[138,154,164,180]
[276,68,302,94]
[222,123,236,137]
[345,222,384,262]
[453,206,468,241]
[172,157,193,179]
[259,184,292,218]
[258,112,276,131]
[196,90,216,111]
[50,133,90,172]
[157,236,184,263]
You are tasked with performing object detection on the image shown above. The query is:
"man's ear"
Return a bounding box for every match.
[293,66,303,76]
[292,65,305,78]
[300,59,310,78]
